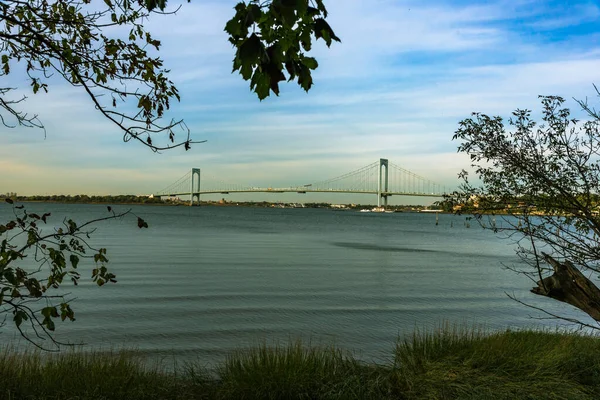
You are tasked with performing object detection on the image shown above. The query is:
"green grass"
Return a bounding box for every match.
[393,324,600,399]
[2,326,600,399]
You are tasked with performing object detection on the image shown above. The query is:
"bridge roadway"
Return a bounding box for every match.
[158,189,444,198]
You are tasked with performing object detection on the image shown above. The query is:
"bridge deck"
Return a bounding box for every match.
[157,189,444,197]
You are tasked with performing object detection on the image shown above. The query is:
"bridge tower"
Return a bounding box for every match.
[377,158,389,207]
[190,168,201,206]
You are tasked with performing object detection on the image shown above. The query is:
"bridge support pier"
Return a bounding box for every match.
[377,158,389,208]
[190,168,201,206]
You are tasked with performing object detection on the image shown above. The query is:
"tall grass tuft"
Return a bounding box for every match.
[216,340,390,399]
[393,324,600,399]
[0,348,212,400]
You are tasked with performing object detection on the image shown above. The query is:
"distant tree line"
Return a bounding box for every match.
[16,195,165,204]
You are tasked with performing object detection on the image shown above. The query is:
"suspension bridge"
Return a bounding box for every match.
[154,159,449,206]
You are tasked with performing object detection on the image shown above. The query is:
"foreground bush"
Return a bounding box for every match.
[2,327,600,399]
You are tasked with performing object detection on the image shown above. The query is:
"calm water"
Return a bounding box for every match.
[0,203,588,365]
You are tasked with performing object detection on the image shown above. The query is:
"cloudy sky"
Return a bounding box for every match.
[1,0,600,203]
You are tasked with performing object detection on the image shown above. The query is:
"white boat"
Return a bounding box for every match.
[359,207,395,213]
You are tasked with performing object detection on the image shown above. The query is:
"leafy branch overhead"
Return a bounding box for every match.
[0,0,338,149]
[225,0,340,100]
[0,0,201,151]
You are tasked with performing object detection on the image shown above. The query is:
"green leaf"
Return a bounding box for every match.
[239,33,264,63]
[285,60,297,78]
[306,5,320,17]
[302,57,318,70]
[144,0,166,11]
[276,3,297,27]
[251,70,271,100]
[295,0,308,14]
[314,18,340,46]
[239,61,254,81]
[70,254,79,269]
[269,69,286,96]
[27,229,36,245]
[13,310,28,328]
[60,303,76,322]
[246,3,262,25]
[4,269,16,285]
[299,29,312,51]
[46,318,55,331]
[224,17,243,37]
[297,63,313,92]
[67,219,77,233]
[41,306,56,318]
[265,43,283,66]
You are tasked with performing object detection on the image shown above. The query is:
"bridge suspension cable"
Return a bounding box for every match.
[388,162,446,195]
[156,171,191,196]
[298,161,379,192]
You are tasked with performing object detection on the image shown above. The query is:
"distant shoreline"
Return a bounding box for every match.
[3,197,448,213]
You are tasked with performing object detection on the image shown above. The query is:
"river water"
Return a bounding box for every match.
[0,203,589,365]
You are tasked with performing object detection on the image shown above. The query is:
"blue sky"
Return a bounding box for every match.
[1,0,600,204]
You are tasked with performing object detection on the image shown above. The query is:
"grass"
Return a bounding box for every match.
[393,324,600,399]
[2,326,600,399]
